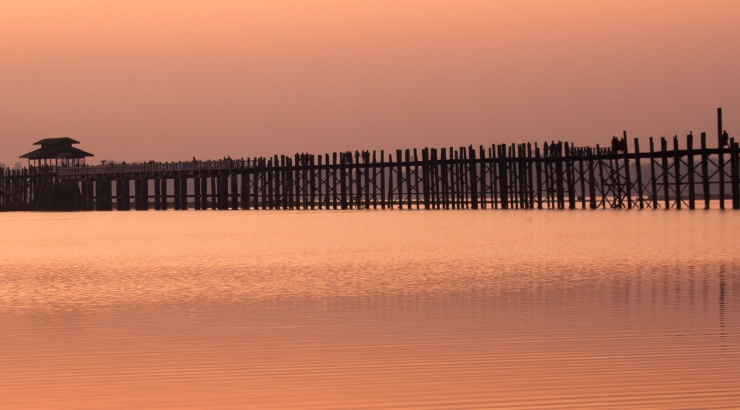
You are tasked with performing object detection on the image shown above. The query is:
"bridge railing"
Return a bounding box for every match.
[57,160,246,176]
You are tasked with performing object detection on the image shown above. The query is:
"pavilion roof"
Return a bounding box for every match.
[20,138,93,159]
[33,137,81,146]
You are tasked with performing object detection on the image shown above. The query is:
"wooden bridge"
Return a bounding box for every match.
[2,116,739,212]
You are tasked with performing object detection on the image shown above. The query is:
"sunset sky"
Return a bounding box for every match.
[1,0,738,165]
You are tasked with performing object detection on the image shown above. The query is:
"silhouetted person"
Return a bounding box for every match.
[721,130,729,147]
[611,136,620,153]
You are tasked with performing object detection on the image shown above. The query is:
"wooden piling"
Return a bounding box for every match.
[499,144,508,209]
[201,173,209,210]
[565,142,575,209]
[649,138,658,209]
[340,153,348,210]
[623,132,632,209]
[673,136,681,210]
[718,108,725,209]
[701,133,710,209]
[174,177,181,210]
[161,178,168,210]
[469,146,478,210]
[527,143,534,209]
[422,148,430,210]
[194,176,201,210]
[634,139,644,209]
[212,175,218,210]
[661,137,670,209]
[240,166,248,210]
[535,144,543,209]
[596,145,606,209]
[380,151,386,209]
[687,134,695,209]
[231,172,238,210]
[555,143,565,209]
[731,140,739,210]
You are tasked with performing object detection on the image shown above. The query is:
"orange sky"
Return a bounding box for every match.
[1,0,738,165]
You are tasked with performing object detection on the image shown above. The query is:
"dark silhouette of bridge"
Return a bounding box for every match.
[2,109,738,211]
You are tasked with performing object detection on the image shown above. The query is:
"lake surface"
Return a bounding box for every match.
[0,210,738,409]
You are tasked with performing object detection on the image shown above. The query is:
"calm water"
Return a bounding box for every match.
[0,210,738,409]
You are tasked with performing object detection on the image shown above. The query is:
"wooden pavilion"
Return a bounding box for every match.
[20,138,93,168]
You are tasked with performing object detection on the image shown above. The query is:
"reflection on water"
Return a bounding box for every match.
[0,211,738,409]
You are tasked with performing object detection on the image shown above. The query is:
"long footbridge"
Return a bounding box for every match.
[2,130,739,212]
